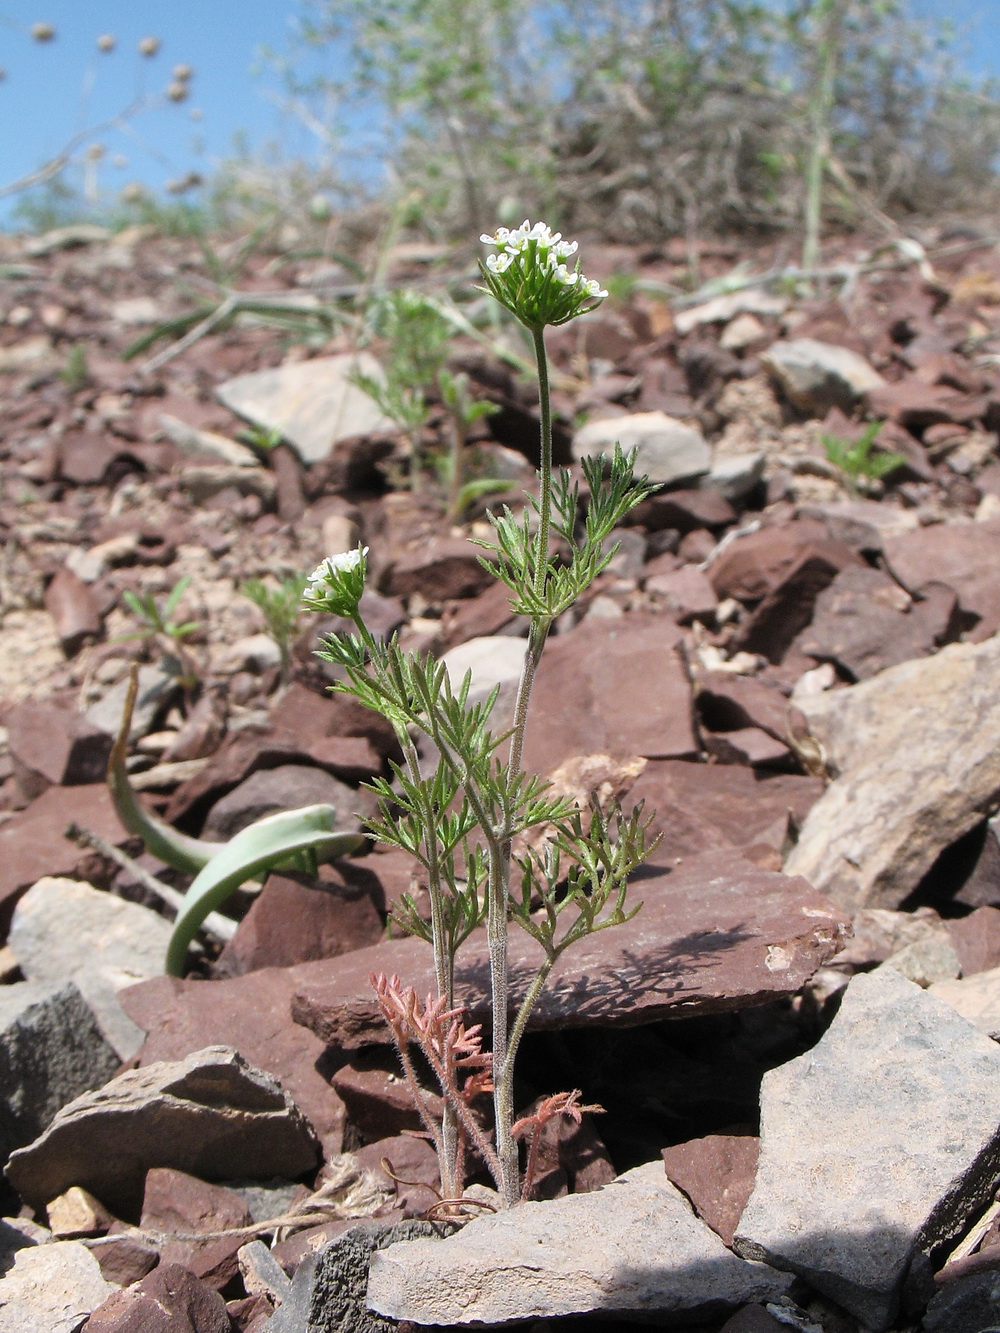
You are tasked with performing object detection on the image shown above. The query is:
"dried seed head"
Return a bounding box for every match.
[166,81,188,102]
[138,35,161,57]
[96,34,115,52]
[172,63,193,81]
[30,21,56,42]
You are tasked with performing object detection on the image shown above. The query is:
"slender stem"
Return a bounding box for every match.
[531,325,553,602]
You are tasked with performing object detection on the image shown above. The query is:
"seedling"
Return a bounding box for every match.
[822,420,906,496]
[60,345,90,392]
[119,574,201,698]
[304,222,659,1209]
[241,572,308,684]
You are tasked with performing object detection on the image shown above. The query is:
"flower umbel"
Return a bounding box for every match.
[301,546,369,618]
[478,220,608,330]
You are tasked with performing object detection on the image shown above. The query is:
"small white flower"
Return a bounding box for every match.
[480,227,511,246]
[486,252,513,275]
[552,263,580,286]
[583,278,609,299]
[306,547,368,595]
[553,239,578,259]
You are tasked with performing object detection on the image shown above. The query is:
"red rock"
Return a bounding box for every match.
[625,760,823,860]
[521,613,698,776]
[718,1306,787,1333]
[661,1131,760,1246]
[707,519,833,601]
[733,549,858,663]
[200,763,371,841]
[0,783,126,938]
[290,849,850,1050]
[56,432,143,486]
[676,527,717,563]
[6,698,113,797]
[883,519,1000,641]
[632,487,736,533]
[161,690,227,762]
[695,673,792,742]
[867,380,989,429]
[120,972,346,1158]
[388,537,495,602]
[227,1294,273,1332]
[353,1134,441,1217]
[91,1233,160,1286]
[269,682,400,761]
[304,734,382,784]
[44,565,103,655]
[795,565,958,681]
[84,1261,231,1333]
[214,862,384,976]
[441,579,520,648]
[332,1048,443,1141]
[703,728,793,769]
[520,1097,616,1201]
[269,443,306,522]
[140,1167,253,1290]
[646,565,719,624]
[946,906,1000,976]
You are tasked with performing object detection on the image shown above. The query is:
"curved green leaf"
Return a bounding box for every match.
[165,805,364,976]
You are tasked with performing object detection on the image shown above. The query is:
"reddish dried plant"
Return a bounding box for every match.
[512,1089,604,1202]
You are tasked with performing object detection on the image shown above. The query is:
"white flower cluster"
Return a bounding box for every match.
[481,220,607,299]
[305,546,368,597]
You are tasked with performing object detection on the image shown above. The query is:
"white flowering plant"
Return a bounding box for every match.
[304,223,657,1211]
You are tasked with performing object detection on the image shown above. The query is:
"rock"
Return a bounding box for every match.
[140,1167,253,1290]
[353,1136,441,1217]
[785,635,1000,911]
[707,452,767,504]
[733,549,854,664]
[332,1049,443,1142]
[630,486,736,533]
[120,970,346,1158]
[85,661,178,741]
[0,334,60,372]
[5,699,113,790]
[867,379,988,430]
[923,1268,1000,1332]
[367,1162,791,1324]
[43,565,103,655]
[646,565,719,624]
[930,967,1000,1037]
[176,463,276,506]
[158,413,260,466]
[761,338,885,415]
[161,689,228,762]
[440,634,527,699]
[795,565,957,681]
[200,763,370,840]
[797,498,919,554]
[703,727,793,770]
[56,433,142,487]
[521,613,698,775]
[111,295,162,324]
[0,783,128,937]
[84,1261,231,1333]
[883,519,1000,642]
[213,863,384,976]
[290,849,849,1049]
[9,877,173,1060]
[625,760,823,860]
[520,1094,616,1200]
[734,968,1000,1330]
[833,906,955,972]
[5,1045,319,1216]
[695,673,792,742]
[0,980,120,1160]
[216,353,397,465]
[721,312,768,351]
[387,536,496,602]
[708,519,846,602]
[267,1220,441,1333]
[662,1133,759,1248]
[0,1239,117,1333]
[23,223,110,255]
[880,932,961,986]
[89,1233,160,1286]
[946,906,1000,976]
[674,289,788,335]
[572,411,711,486]
[46,1185,115,1238]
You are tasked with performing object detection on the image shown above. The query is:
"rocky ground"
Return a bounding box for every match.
[3,218,1000,1331]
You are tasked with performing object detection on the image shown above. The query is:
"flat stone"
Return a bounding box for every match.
[572,411,711,486]
[661,1133,760,1247]
[440,634,527,699]
[695,673,792,742]
[84,1261,231,1333]
[734,968,1000,1331]
[884,519,1000,641]
[521,613,698,775]
[761,338,885,415]
[119,969,346,1158]
[703,727,793,769]
[290,849,849,1049]
[797,498,919,554]
[0,1239,117,1333]
[708,519,845,602]
[158,413,259,466]
[946,906,1000,976]
[0,783,128,936]
[706,452,767,504]
[0,980,120,1160]
[387,536,496,602]
[6,698,113,789]
[9,877,172,1060]
[646,564,719,624]
[216,353,397,465]
[795,565,956,680]
[785,635,1000,911]
[733,550,853,664]
[674,289,787,335]
[5,1045,319,1216]
[200,763,370,841]
[867,380,988,430]
[140,1167,253,1289]
[85,662,178,740]
[367,1162,792,1324]
[923,1268,1000,1333]
[43,565,104,655]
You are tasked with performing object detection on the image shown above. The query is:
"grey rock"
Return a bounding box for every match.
[761,338,886,415]
[176,463,277,504]
[367,1162,791,1324]
[0,1239,116,1332]
[704,452,766,503]
[216,353,397,465]
[734,968,1000,1331]
[158,413,260,467]
[22,224,110,256]
[440,635,527,702]
[0,980,119,1162]
[85,661,177,741]
[924,1269,1000,1332]
[784,635,1000,912]
[5,1044,319,1215]
[201,763,368,841]
[880,933,961,987]
[674,290,788,336]
[572,411,711,486]
[797,499,919,554]
[9,877,172,1060]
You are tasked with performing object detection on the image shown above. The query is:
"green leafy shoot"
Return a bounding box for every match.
[822,420,905,495]
[242,572,308,683]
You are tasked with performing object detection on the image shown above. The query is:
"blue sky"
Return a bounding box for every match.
[0,0,998,220]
